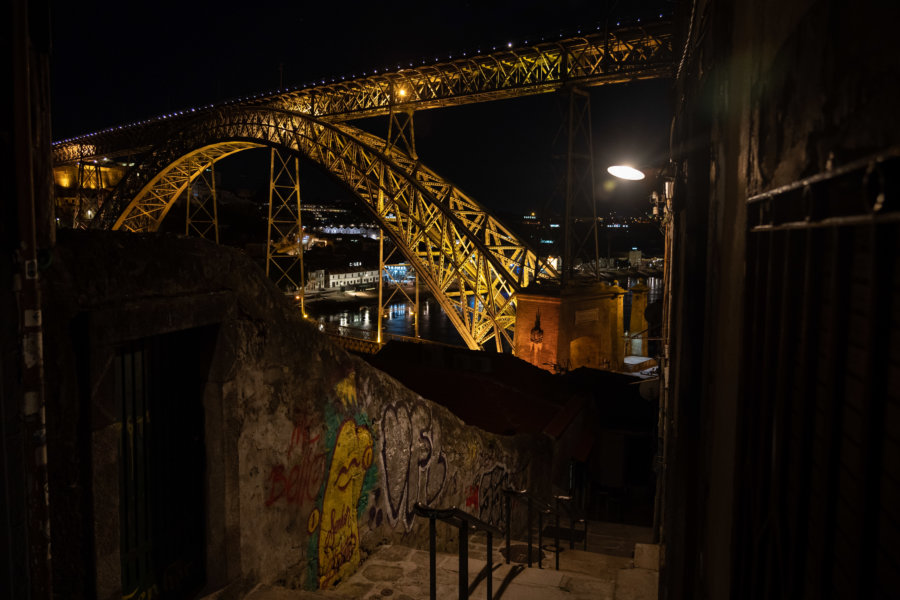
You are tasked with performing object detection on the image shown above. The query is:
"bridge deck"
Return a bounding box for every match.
[52,18,673,163]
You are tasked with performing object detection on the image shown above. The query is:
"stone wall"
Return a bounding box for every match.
[42,230,550,598]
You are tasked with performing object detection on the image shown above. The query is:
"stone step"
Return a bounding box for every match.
[469,519,653,559]
[239,542,657,600]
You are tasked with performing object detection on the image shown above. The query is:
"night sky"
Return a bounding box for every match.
[50,0,675,216]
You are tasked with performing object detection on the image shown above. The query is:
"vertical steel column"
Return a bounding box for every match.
[583,519,588,551]
[185,163,219,244]
[561,87,598,284]
[76,160,87,227]
[486,531,493,599]
[555,513,560,570]
[75,159,102,228]
[570,512,576,549]
[505,495,511,564]
[538,511,544,568]
[458,522,468,600]
[377,228,384,344]
[554,496,562,569]
[378,103,419,343]
[266,149,305,305]
[378,252,419,343]
[429,517,437,600]
[527,497,533,567]
[415,268,420,338]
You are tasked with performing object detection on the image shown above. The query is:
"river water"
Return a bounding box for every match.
[305,295,466,346]
[305,277,662,346]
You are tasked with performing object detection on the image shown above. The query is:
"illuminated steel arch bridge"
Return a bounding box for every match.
[51,17,674,351]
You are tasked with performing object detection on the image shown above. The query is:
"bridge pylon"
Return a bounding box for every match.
[378,250,420,344]
[385,108,417,161]
[560,86,599,285]
[185,163,219,243]
[266,149,305,313]
[75,159,103,229]
[377,104,420,343]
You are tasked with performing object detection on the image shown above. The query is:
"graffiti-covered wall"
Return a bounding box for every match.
[41,232,551,599]
[231,314,550,590]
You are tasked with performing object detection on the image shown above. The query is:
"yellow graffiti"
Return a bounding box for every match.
[466,440,479,465]
[122,583,159,600]
[317,420,373,588]
[333,373,358,409]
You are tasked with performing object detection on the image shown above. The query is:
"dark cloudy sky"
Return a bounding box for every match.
[50,0,676,215]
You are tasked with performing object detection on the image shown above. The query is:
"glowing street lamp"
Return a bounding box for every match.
[607,165,646,181]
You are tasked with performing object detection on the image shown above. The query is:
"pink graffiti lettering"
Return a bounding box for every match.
[266,420,327,508]
[265,454,326,507]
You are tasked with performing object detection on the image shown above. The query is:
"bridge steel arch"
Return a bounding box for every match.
[95,107,557,350]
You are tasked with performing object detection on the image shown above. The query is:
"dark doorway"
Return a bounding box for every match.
[116,325,217,599]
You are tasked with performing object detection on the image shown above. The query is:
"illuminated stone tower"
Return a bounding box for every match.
[513,281,626,372]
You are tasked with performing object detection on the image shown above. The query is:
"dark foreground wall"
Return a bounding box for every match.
[42,230,550,599]
[665,0,900,598]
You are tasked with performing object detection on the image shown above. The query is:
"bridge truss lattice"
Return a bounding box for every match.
[95,108,553,350]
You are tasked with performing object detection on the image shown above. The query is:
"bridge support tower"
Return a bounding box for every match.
[185,163,219,243]
[378,105,420,342]
[75,159,103,228]
[266,149,305,314]
[558,87,599,284]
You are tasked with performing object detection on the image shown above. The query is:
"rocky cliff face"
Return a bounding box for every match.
[43,230,550,598]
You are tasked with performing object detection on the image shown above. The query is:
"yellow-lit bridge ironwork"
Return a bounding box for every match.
[50,18,675,350]
[53,19,673,162]
[88,108,547,350]
[264,19,672,120]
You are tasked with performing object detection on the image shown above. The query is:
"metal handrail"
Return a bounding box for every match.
[503,488,588,571]
[552,494,589,552]
[413,502,501,600]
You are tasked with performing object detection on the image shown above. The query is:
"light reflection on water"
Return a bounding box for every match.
[307,276,662,346]
[305,297,464,346]
[624,276,663,332]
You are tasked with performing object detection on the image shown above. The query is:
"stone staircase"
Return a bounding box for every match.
[239,521,659,600]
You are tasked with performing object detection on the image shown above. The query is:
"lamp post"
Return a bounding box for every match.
[607,161,675,546]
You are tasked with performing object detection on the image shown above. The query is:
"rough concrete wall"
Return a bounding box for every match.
[228,320,547,590]
[43,230,550,595]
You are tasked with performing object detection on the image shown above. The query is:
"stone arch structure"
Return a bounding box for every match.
[92,107,556,350]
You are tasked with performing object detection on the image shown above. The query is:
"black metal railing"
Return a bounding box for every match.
[413,502,503,600]
[502,488,588,571]
[553,494,589,552]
